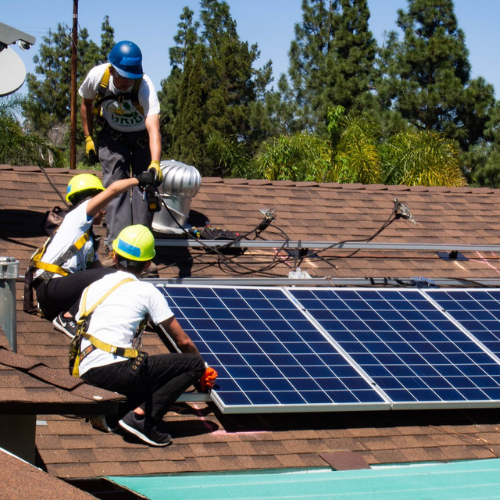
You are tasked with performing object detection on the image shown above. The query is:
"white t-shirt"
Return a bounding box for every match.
[77,271,174,375]
[78,63,160,132]
[35,201,98,279]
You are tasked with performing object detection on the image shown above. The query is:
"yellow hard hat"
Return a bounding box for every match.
[66,174,104,203]
[112,224,156,261]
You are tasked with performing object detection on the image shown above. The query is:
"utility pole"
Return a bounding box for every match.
[70,0,78,169]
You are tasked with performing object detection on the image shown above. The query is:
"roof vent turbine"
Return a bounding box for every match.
[152,160,201,234]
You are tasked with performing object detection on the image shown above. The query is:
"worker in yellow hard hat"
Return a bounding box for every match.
[29,169,160,336]
[68,225,217,447]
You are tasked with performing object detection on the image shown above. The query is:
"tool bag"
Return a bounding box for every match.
[69,277,146,377]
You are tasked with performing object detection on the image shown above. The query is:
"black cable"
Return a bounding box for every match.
[38,164,69,208]
[313,203,399,257]
[154,188,293,276]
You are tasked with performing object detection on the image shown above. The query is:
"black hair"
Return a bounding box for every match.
[69,188,102,207]
[116,257,147,275]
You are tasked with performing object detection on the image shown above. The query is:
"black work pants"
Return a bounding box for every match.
[35,268,117,320]
[81,353,206,420]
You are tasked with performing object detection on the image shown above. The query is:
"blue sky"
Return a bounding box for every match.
[4,0,500,99]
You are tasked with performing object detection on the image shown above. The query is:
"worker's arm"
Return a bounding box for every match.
[80,98,95,137]
[159,317,200,355]
[145,113,162,163]
[86,177,139,217]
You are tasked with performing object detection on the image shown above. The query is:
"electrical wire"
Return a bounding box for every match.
[312,202,399,258]
[37,164,69,208]
[155,189,293,276]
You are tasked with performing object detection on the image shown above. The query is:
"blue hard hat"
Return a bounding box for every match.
[108,41,143,79]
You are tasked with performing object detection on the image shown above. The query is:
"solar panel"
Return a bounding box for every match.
[157,285,389,413]
[425,289,500,361]
[289,288,500,409]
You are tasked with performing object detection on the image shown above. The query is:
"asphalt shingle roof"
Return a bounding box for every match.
[2,165,500,483]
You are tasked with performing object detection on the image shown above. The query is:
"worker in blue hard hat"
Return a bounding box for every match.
[69,225,217,447]
[78,41,163,273]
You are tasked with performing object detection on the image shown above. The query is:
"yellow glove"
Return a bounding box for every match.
[148,160,163,186]
[85,135,98,165]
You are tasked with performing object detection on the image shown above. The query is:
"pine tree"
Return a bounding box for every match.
[381,0,494,150]
[172,45,206,170]
[99,16,115,63]
[158,7,199,155]
[24,23,100,133]
[163,0,272,176]
[288,0,378,134]
[23,18,116,161]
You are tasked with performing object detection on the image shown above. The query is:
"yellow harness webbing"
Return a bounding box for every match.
[93,64,145,117]
[31,231,90,278]
[71,277,136,377]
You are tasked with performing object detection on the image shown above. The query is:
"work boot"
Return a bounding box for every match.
[119,411,171,447]
[88,415,119,433]
[101,250,115,268]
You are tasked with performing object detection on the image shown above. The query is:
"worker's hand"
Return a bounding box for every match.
[85,135,99,165]
[135,170,156,189]
[199,366,218,392]
[148,160,163,187]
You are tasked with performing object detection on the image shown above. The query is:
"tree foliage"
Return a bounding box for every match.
[0,97,63,168]
[380,0,495,151]
[288,0,378,134]
[256,132,331,182]
[381,130,466,187]
[161,0,272,176]
[23,17,115,141]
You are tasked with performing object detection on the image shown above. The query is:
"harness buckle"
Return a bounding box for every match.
[136,134,149,149]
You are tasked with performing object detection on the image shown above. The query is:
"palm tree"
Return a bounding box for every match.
[255,132,331,182]
[381,130,467,187]
[328,108,382,184]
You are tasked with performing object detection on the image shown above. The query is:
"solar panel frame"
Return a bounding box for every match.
[287,288,500,410]
[156,284,391,414]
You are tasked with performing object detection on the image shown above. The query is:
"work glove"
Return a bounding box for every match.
[199,365,218,392]
[85,135,99,165]
[135,170,156,189]
[148,160,163,187]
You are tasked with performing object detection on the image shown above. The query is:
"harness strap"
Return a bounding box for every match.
[93,64,145,117]
[72,277,136,377]
[31,231,90,279]
[81,332,139,358]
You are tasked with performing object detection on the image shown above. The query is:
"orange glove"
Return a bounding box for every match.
[200,366,218,391]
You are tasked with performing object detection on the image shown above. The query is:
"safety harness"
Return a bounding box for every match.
[24,230,91,314]
[31,230,90,280]
[93,64,144,118]
[69,277,146,377]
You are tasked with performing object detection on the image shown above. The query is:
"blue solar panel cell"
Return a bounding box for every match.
[427,290,500,362]
[290,288,500,407]
[157,285,388,413]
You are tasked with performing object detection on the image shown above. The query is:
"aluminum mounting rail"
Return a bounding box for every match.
[144,277,500,287]
[154,239,500,252]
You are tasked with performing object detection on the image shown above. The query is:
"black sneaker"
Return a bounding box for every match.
[52,313,77,338]
[118,411,171,447]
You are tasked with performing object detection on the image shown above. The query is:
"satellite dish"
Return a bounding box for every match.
[0,48,26,96]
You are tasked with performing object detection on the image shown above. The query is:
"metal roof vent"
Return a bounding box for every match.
[152,160,201,234]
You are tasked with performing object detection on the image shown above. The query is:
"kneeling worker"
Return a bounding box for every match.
[72,225,217,446]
